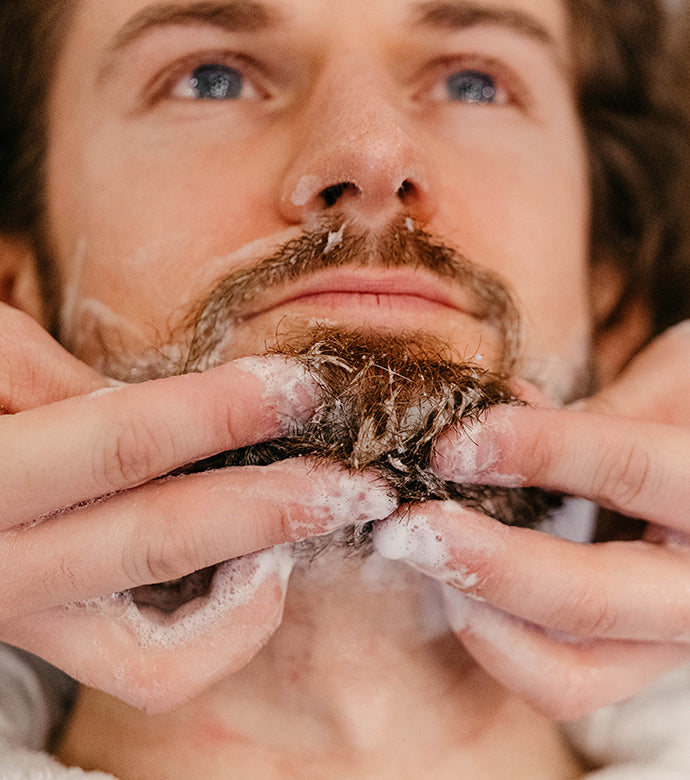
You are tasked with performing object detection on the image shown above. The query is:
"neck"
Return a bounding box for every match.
[57,552,584,779]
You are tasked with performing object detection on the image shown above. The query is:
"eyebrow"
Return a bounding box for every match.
[108,0,283,54]
[410,1,564,61]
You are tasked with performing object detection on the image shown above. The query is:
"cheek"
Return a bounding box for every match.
[48,126,287,351]
[434,130,591,353]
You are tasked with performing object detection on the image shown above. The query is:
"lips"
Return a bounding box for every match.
[237,268,484,322]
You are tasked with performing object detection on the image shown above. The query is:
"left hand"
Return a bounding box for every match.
[373,323,690,720]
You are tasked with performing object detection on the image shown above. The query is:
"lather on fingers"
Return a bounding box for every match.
[374,502,690,643]
[0,354,323,529]
[433,404,690,532]
[0,458,397,621]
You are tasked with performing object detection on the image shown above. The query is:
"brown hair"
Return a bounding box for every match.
[0,0,689,334]
[567,0,690,334]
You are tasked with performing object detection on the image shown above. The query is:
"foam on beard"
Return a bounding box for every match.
[131,327,563,617]
[172,327,563,560]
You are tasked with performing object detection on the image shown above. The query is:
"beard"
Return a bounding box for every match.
[176,328,563,556]
[70,217,578,613]
[133,327,564,613]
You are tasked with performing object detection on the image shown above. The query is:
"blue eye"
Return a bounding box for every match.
[446,70,498,104]
[188,64,244,100]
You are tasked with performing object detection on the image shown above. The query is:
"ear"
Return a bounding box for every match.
[0,234,48,327]
[590,261,652,386]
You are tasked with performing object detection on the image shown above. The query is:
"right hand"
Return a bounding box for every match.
[0,305,397,712]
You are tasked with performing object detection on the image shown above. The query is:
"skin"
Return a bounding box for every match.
[0,0,688,776]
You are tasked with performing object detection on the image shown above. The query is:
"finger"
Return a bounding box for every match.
[442,588,690,721]
[373,503,690,642]
[434,404,690,530]
[0,304,107,411]
[580,320,690,427]
[0,459,397,619]
[4,547,293,713]
[1,355,321,527]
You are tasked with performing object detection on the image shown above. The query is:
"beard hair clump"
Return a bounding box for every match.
[178,328,563,559]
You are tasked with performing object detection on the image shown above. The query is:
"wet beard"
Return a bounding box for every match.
[178,328,562,555]
[132,329,562,613]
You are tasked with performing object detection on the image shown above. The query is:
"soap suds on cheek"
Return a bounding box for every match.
[68,546,295,649]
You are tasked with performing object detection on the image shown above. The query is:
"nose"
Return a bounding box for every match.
[278,60,438,228]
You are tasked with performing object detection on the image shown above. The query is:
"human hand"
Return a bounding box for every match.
[0,306,397,712]
[373,322,690,720]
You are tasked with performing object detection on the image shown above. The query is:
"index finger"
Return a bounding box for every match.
[434,405,690,530]
[2,356,319,527]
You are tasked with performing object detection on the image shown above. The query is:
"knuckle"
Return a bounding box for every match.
[95,415,171,491]
[0,317,35,407]
[556,584,618,638]
[518,422,562,485]
[127,517,200,585]
[593,439,653,511]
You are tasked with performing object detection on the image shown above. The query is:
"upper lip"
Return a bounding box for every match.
[237,267,484,320]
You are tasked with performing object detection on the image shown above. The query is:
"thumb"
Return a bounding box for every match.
[575,321,690,428]
[0,304,109,412]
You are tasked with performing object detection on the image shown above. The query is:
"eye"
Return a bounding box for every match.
[171,63,259,100]
[424,65,510,107]
[445,70,500,104]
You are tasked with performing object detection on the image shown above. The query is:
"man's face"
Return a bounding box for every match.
[43,0,591,397]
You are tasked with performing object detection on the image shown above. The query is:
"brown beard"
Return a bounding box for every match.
[174,328,563,561]
[133,328,564,612]
[116,218,567,610]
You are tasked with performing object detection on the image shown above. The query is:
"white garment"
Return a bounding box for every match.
[0,645,115,779]
[563,665,690,779]
[1,643,689,778]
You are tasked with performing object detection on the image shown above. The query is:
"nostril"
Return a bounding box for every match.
[397,179,415,200]
[319,182,360,208]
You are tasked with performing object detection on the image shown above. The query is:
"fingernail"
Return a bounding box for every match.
[434,410,524,487]
[325,471,399,527]
[442,586,472,632]
[234,356,321,428]
[373,508,482,590]
[435,419,491,481]
[295,470,399,536]
[442,585,499,636]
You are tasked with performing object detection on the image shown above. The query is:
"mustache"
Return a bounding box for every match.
[178,216,522,373]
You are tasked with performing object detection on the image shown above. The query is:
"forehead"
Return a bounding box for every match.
[63,0,571,58]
